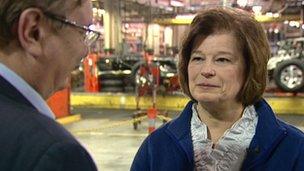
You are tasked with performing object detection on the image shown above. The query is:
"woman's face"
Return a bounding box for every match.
[188,32,245,105]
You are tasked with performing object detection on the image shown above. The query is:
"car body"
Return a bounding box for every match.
[267,37,304,92]
[97,54,180,93]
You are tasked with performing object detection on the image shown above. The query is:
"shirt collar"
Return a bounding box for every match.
[0,63,55,119]
[190,102,258,143]
[191,103,258,134]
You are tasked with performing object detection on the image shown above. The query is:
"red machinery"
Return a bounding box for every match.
[47,87,70,118]
[83,53,100,92]
[48,53,100,119]
[133,53,169,133]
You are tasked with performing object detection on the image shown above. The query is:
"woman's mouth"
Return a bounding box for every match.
[197,83,219,88]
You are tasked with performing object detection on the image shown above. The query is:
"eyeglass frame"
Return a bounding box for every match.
[43,11,101,46]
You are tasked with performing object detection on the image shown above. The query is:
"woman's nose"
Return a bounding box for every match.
[200,64,216,78]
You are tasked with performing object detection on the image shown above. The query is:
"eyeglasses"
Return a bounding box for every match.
[43,11,101,46]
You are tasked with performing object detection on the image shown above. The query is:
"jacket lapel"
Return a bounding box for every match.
[166,101,194,168]
[242,99,287,170]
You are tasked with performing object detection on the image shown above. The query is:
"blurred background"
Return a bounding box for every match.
[49,0,304,170]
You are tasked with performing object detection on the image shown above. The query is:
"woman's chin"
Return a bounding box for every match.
[194,95,221,104]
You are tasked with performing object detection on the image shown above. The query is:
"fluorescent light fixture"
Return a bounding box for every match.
[166,73,175,77]
[175,14,195,20]
[171,0,184,7]
[165,6,174,11]
[289,21,300,28]
[252,6,262,15]
[98,9,105,15]
[266,12,273,17]
[237,0,247,7]
[93,7,98,13]
[273,13,280,18]
[122,70,132,74]
[274,29,279,34]
[92,8,105,17]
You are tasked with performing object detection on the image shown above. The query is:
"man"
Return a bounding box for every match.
[0,0,99,170]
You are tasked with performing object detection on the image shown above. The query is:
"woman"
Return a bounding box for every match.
[131,7,304,171]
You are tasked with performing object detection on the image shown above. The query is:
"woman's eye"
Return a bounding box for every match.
[216,58,231,63]
[191,56,204,61]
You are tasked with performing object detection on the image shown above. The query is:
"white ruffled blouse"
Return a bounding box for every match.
[191,103,258,171]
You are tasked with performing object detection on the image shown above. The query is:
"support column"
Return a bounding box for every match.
[301,3,303,36]
[172,25,188,49]
[147,24,160,54]
[164,26,173,47]
[103,0,122,53]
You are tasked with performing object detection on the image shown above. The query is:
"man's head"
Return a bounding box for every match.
[0,0,84,47]
[0,0,99,99]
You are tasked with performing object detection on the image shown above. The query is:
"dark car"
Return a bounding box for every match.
[97,54,180,93]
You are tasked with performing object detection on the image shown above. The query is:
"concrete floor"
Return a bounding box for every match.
[64,107,304,171]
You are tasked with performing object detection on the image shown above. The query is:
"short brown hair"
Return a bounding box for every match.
[0,0,83,48]
[179,7,270,106]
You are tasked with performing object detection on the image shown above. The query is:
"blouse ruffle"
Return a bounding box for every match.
[191,103,258,171]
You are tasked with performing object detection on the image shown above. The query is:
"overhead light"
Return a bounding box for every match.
[188,6,196,11]
[171,0,184,7]
[122,70,132,74]
[273,13,280,18]
[266,12,273,17]
[92,7,98,13]
[166,73,175,77]
[175,14,195,20]
[268,28,273,32]
[237,0,247,7]
[252,6,262,15]
[289,21,300,28]
[165,6,173,11]
[124,23,129,29]
[92,8,105,17]
[98,9,105,15]
[274,29,279,34]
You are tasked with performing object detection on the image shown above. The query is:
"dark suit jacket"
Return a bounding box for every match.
[0,76,97,171]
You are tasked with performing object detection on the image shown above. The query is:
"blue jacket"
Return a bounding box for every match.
[131,100,304,171]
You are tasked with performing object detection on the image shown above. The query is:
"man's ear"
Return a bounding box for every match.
[18,8,45,57]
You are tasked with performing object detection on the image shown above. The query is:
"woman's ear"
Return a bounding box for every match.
[17,8,45,58]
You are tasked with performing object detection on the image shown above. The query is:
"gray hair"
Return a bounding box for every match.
[0,0,83,48]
